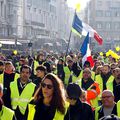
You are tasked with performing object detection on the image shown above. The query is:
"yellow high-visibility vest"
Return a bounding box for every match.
[34,60,45,74]
[27,101,69,120]
[117,100,120,117]
[64,66,78,85]
[77,79,99,109]
[0,72,20,84]
[10,81,36,115]
[95,74,114,99]
[64,66,71,85]
[0,106,14,120]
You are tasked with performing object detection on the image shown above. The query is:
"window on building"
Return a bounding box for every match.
[96,10,103,17]
[27,6,31,11]
[106,22,111,29]
[97,23,102,29]
[106,0,111,7]
[105,11,111,17]
[41,12,43,23]
[34,8,36,12]
[116,2,120,6]
[115,11,120,17]
[97,0,102,6]
[0,1,4,17]
[114,22,120,29]
[39,9,41,14]
[50,5,56,14]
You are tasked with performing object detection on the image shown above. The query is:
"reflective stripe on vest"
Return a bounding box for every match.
[27,102,69,120]
[10,81,36,115]
[0,106,14,120]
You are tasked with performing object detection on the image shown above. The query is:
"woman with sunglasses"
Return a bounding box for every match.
[27,73,69,120]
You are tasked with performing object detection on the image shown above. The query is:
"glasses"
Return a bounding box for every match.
[41,83,53,89]
[67,96,77,100]
[101,96,112,99]
[83,71,91,74]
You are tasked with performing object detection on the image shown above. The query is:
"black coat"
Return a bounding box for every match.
[64,100,95,120]
[97,104,117,119]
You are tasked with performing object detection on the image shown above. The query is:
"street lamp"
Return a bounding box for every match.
[28,36,33,56]
[13,33,17,49]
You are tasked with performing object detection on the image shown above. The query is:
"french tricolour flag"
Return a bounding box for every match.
[72,13,103,45]
[80,33,94,67]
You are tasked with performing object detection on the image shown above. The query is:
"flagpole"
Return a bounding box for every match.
[65,30,72,57]
[87,2,92,47]
[65,10,76,58]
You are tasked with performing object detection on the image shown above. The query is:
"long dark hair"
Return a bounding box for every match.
[33,73,66,114]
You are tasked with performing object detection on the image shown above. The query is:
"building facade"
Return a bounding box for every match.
[0,0,71,52]
[84,0,120,51]
[0,0,8,37]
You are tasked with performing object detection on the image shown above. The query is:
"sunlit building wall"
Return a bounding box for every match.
[84,0,120,51]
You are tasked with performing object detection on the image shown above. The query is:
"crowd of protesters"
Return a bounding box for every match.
[0,50,120,120]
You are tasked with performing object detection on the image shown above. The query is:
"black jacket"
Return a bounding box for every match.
[64,99,94,120]
[97,104,117,119]
[32,99,56,120]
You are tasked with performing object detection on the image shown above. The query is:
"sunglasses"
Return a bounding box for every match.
[41,83,53,89]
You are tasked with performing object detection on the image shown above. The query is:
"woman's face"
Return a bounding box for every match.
[41,78,54,99]
[5,64,13,72]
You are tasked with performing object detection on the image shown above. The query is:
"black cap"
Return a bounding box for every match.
[66,83,82,99]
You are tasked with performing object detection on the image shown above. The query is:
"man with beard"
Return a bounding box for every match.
[107,68,120,102]
[95,64,114,94]
[3,65,36,120]
[77,68,100,110]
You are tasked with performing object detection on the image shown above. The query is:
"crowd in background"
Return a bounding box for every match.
[0,50,120,120]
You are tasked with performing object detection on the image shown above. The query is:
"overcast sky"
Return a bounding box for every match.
[67,0,91,10]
